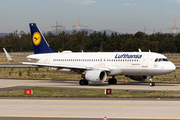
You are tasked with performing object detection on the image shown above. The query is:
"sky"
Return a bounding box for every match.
[0,0,180,34]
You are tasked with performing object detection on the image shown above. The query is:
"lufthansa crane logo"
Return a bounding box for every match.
[33,32,41,46]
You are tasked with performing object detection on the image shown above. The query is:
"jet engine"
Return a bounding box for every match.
[126,75,150,81]
[84,70,107,83]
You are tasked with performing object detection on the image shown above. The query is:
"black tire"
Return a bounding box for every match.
[108,78,112,84]
[79,80,89,85]
[79,80,84,85]
[113,79,117,84]
[108,78,117,84]
[149,82,155,86]
[85,80,89,85]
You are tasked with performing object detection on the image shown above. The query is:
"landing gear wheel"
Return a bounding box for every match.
[113,79,117,84]
[149,76,155,86]
[149,82,155,86]
[79,79,89,85]
[108,78,112,84]
[108,78,117,84]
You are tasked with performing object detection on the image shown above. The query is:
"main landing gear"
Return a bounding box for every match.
[79,79,89,85]
[108,76,117,84]
[149,76,155,86]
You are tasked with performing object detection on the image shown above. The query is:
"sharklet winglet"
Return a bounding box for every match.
[3,48,13,62]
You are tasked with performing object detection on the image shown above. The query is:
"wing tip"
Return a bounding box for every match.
[3,48,13,62]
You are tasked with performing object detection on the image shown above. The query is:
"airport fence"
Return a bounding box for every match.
[163,53,180,56]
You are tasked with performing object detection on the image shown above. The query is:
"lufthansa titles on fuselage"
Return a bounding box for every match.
[115,54,142,59]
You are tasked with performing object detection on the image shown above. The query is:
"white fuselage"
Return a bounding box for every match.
[27,51,176,76]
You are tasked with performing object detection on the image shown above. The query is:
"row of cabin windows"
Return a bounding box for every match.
[53,59,102,62]
[107,59,138,62]
[53,59,139,62]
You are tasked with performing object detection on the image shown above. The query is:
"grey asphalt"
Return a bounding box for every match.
[0,97,180,101]
[0,117,177,120]
[0,79,180,92]
[0,97,180,119]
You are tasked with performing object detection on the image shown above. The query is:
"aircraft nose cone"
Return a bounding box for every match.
[169,63,176,72]
[173,64,176,71]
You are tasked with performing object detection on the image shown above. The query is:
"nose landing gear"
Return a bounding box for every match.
[149,77,155,86]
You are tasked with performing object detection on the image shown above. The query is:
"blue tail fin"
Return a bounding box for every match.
[29,23,54,54]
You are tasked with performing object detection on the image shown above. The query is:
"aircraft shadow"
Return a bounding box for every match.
[88,83,109,86]
[46,80,179,87]
[116,82,179,86]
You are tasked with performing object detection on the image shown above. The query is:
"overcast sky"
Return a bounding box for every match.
[0,0,180,34]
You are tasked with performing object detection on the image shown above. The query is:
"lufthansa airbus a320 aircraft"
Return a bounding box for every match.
[3,23,176,86]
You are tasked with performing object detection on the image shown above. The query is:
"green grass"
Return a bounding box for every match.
[1,67,180,83]
[0,88,180,98]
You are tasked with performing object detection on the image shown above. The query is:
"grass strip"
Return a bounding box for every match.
[0,88,180,98]
[1,67,180,83]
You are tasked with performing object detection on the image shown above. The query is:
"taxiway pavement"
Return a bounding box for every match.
[0,98,180,119]
[0,79,180,91]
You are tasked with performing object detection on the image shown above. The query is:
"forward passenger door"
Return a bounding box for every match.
[142,55,149,67]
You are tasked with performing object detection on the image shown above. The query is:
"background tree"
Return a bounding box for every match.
[1,30,180,53]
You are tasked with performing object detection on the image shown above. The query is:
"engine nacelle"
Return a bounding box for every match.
[126,75,149,81]
[85,70,107,83]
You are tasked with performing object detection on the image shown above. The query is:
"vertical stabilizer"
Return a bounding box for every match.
[29,23,54,54]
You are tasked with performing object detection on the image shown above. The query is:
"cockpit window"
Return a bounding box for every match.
[155,58,158,62]
[155,58,169,62]
[162,58,169,61]
[158,58,162,62]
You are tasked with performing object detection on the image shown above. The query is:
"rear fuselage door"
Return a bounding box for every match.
[46,55,51,64]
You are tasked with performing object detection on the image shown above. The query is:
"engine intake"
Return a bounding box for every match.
[84,70,107,83]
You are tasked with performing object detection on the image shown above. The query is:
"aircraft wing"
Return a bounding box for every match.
[3,48,110,71]
[22,62,87,69]
[22,62,110,71]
